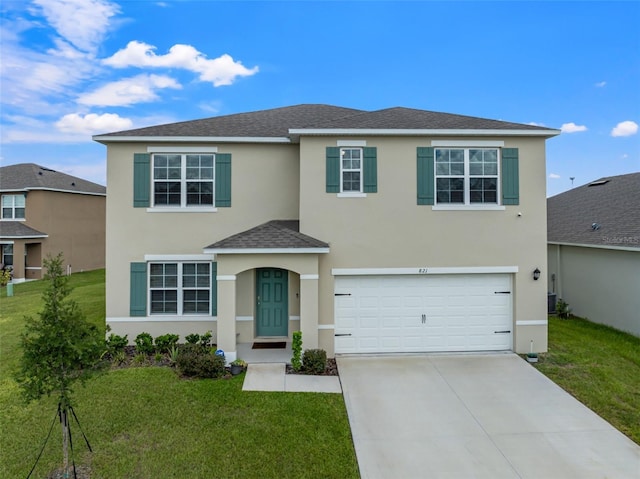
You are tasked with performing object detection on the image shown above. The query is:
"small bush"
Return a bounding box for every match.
[200,331,213,347]
[155,333,179,353]
[185,333,200,344]
[176,344,226,378]
[167,345,179,365]
[556,299,572,319]
[106,333,128,354]
[134,332,154,355]
[291,331,303,372]
[302,349,327,375]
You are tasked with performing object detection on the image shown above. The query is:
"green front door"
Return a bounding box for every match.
[256,268,288,337]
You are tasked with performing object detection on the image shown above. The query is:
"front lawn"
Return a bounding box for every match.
[535,315,640,445]
[0,272,359,478]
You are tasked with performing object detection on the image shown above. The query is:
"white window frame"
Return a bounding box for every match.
[148,262,211,316]
[340,147,364,194]
[1,244,14,268]
[151,153,215,209]
[434,147,502,208]
[1,194,26,220]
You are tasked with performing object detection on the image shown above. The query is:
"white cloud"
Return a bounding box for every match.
[561,122,588,133]
[77,74,181,106]
[527,122,546,127]
[611,120,638,137]
[32,0,120,53]
[104,41,259,86]
[595,81,606,87]
[56,112,133,134]
[549,173,561,179]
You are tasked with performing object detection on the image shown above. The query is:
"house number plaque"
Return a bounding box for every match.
[418,268,428,274]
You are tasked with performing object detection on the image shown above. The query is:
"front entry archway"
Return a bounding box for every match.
[256,268,288,337]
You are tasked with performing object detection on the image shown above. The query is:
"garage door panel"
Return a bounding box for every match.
[335,274,512,354]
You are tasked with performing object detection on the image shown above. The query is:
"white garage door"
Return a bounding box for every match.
[334,274,512,354]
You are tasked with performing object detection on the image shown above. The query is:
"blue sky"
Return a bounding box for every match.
[1,0,638,196]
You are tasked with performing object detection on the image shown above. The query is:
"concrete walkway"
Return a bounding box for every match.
[242,363,342,393]
[338,354,640,479]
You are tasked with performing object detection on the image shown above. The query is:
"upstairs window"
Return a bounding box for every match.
[152,154,214,207]
[1,195,25,219]
[435,148,499,205]
[341,148,362,193]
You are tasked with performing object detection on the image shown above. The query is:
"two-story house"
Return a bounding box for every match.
[0,163,106,282]
[94,104,559,361]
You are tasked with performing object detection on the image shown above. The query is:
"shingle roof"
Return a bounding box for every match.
[0,221,47,238]
[96,104,556,139]
[547,172,640,249]
[204,220,329,250]
[0,163,106,195]
[306,107,551,131]
[99,105,364,138]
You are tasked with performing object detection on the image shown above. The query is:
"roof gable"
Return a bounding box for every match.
[204,220,329,252]
[0,163,106,195]
[547,172,640,249]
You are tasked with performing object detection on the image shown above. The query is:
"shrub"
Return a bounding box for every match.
[176,344,226,378]
[0,269,11,287]
[302,348,327,375]
[167,345,179,365]
[291,331,302,372]
[134,332,154,355]
[185,333,200,344]
[105,333,128,354]
[556,299,572,319]
[200,331,213,347]
[155,333,179,353]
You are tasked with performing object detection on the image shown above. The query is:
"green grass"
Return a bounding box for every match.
[0,272,359,478]
[535,315,640,444]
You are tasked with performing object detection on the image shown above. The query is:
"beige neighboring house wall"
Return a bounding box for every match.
[548,244,640,337]
[0,164,106,282]
[26,190,106,274]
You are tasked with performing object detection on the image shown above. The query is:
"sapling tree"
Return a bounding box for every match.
[16,254,105,477]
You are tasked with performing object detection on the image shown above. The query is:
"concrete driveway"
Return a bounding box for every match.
[337,354,640,479]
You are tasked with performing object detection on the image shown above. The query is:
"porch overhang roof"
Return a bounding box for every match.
[203,220,329,255]
[0,221,48,239]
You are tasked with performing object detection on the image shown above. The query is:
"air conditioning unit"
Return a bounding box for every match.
[547,293,557,314]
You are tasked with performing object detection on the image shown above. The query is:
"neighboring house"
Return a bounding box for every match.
[547,173,640,337]
[94,104,559,361]
[0,163,106,282]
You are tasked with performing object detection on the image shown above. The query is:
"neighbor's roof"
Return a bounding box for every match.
[0,221,48,239]
[204,220,329,253]
[94,104,559,142]
[547,172,640,250]
[0,163,106,195]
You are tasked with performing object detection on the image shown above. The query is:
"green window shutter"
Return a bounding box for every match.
[211,262,218,316]
[417,147,435,205]
[215,154,232,207]
[133,153,151,207]
[130,262,147,317]
[363,147,377,193]
[502,148,520,205]
[326,147,340,193]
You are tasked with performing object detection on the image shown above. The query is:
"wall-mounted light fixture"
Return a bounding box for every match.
[533,268,541,281]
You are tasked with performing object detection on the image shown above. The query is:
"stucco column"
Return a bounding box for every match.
[10,241,26,282]
[216,275,237,362]
[299,274,319,349]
